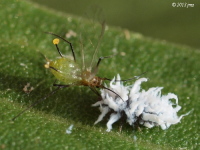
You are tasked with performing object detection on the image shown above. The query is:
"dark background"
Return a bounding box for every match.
[31,0,200,49]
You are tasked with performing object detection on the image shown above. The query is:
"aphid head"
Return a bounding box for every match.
[44,61,50,69]
[43,55,50,69]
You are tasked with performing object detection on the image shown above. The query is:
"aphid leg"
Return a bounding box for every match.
[49,66,61,73]
[53,79,58,85]
[52,79,71,88]
[53,39,63,57]
[12,86,63,121]
[52,80,68,88]
[89,87,101,97]
[45,32,76,62]
[101,86,124,102]
[134,115,142,131]
[93,55,116,75]
[96,55,116,69]
[53,83,71,88]
[119,111,126,133]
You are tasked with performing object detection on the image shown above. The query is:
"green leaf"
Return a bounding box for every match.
[0,0,199,149]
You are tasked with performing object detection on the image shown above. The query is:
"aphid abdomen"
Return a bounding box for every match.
[49,57,82,85]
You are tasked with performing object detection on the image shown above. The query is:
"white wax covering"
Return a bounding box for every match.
[92,74,189,132]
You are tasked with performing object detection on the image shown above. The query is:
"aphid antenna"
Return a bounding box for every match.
[103,71,147,82]
[44,32,76,62]
[96,54,117,69]
[11,86,66,121]
[89,21,106,69]
[89,87,101,97]
[39,52,50,62]
[101,86,125,102]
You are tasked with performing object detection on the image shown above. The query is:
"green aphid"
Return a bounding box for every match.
[12,22,123,121]
[44,25,111,89]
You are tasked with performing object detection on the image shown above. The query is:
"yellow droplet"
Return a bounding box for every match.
[53,38,59,45]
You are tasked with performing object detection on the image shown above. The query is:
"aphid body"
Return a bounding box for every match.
[45,54,103,88]
[44,23,107,90]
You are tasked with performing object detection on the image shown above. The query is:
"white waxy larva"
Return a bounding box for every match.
[92,74,190,131]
